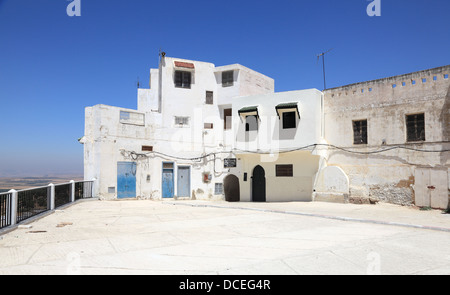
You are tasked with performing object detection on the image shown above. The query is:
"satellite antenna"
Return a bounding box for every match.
[316,48,334,90]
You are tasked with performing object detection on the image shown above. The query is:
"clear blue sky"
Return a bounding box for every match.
[0,0,448,177]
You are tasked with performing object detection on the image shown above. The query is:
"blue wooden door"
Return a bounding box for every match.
[117,162,136,199]
[177,166,190,197]
[162,162,174,198]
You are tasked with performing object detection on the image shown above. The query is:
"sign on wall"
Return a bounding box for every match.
[224,158,237,168]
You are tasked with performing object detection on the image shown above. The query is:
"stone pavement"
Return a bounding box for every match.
[0,199,449,275]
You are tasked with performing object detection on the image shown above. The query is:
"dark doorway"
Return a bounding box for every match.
[224,174,240,202]
[252,165,266,202]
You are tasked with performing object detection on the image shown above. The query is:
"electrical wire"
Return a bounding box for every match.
[124,142,450,162]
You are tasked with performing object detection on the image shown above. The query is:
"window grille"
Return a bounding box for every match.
[205,91,213,104]
[174,71,191,88]
[353,120,368,144]
[175,116,190,126]
[222,71,234,87]
[214,183,223,195]
[406,113,425,142]
[276,165,293,177]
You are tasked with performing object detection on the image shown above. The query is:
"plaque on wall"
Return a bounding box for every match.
[224,158,237,168]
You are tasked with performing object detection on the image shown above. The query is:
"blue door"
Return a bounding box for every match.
[177,166,190,197]
[117,162,136,199]
[162,162,174,198]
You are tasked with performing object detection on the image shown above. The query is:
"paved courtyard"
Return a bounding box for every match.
[0,199,449,275]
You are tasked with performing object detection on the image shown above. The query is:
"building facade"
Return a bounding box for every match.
[81,56,449,209]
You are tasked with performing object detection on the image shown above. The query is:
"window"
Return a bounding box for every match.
[406,113,425,142]
[204,123,213,129]
[119,110,145,126]
[142,145,153,152]
[205,91,213,105]
[276,165,293,177]
[353,120,368,144]
[282,111,296,129]
[175,116,190,126]
[214,183,223,195]
[224,108,232,130]
[174,71,191,88]
[222,71,234,87]
[245,115,258,131]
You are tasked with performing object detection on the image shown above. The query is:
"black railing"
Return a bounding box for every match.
[0,192,12,229]
[75,181,94,200]
[54,183,71,208]
[17,186,50,223]
[0,180,95,230]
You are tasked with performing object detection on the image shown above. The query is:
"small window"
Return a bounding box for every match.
[406,113,425,142]
[204,123,213,129]
[433,76,437,81]
[224,108,232,130]
[369,88,372,92]
[353,120,368,144]
[214,183,223,195]
[276,165,293,177]
[163,162,174,169]
[412,80,416,85]
[205,91,213,105]
[175,116,190,126]
[392,84,397,88]
[142,145,153,152]
[422,78,427,83]
[174,71,191,88]
[402,82,406,86]
[282,111,296,129]
[222,71,234,87]
[245,115,258,131]
[445,74,449,79]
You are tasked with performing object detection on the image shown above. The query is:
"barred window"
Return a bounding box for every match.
[406,113,425,142]
[276,165,293,177]
[174,71,191,88]
[222,71,234,87]
[353,120,368,144]
[175,116,190,126]
[214,183,223,195]
[206,91,213,104]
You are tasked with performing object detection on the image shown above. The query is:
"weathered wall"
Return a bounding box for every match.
[323,66,450,206]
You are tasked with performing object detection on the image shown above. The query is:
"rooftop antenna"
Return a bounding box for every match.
[136,76,140,89]
[316,48,333,90]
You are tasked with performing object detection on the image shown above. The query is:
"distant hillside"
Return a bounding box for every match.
[0,175,83,191]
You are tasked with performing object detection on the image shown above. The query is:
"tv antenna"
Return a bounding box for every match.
[316,48,334,90]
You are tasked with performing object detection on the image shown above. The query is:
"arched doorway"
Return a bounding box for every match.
[252,165,266,202]
[224,174,240,202]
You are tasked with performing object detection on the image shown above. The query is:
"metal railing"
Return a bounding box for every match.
[17,186,50,223]
[0,192,12,229]
[55,183,71,209]
[0,180,95,230]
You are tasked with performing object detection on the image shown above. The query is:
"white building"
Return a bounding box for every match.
[82,56,448,209]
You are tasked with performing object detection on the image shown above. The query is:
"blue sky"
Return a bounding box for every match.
[0,0,448,177]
